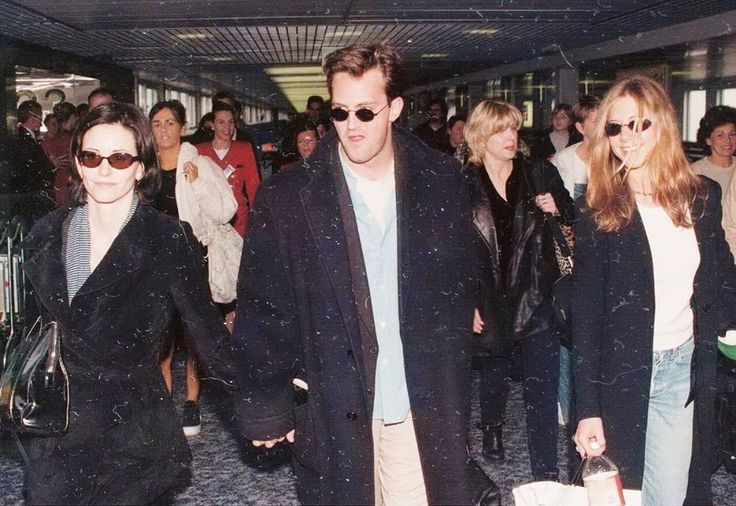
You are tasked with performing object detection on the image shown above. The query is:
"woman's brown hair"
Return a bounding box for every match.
[70,102,160,207]
[586,75,701,232]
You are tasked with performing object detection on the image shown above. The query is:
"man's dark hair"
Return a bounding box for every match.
[88,87,114,104]
[53,102,77,125]
[149,99,187,125]
[697,105,736,155]
[429,98,448,118]
[18,100,42,124]
[448,114,466,130]
[70,102,160,207]
[213,90,236,104]
[197,112,214,129]
[572,95,601,125]
[306,95,324,108]
[323,42,405,100]
[212,101,236,117]
[43,113,57,127]
[75,103,90,117]
[552,103,573,118]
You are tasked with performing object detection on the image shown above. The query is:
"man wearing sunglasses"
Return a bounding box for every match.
[5,100,55,225]
[232,42,496,506]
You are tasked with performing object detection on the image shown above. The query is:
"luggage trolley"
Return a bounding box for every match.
[1,217,27,371]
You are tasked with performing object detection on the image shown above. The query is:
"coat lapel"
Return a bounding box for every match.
[72,206,148,301]
[691,191,714,303]
[299,142,377,373]
[394,133,414,325]
[22,211,70,321]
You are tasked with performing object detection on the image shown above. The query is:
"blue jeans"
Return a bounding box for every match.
[641,337,694,506]
[558,345,573,425]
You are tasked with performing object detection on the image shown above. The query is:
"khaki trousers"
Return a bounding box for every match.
[372,412,428,506]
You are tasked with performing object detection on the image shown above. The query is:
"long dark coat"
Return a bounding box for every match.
[232,126,492,505]
[470,157,574,354]
[20,204,243,505]
[572,177,736,505]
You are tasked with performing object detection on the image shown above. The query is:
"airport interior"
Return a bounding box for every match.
[2,1,736,505]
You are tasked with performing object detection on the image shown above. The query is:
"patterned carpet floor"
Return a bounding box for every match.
[1,359,735,505]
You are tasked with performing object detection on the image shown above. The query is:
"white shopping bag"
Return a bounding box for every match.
[512,481,641,506]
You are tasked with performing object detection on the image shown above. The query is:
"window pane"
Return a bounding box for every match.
[719,88,736,107]
[683,89,706,143]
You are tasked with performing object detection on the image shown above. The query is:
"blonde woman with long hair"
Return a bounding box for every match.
[572,75,736,505]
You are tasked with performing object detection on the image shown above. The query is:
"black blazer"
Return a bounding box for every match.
[232,125,491,505]
[20,203,244,504]
[572,178,736,504]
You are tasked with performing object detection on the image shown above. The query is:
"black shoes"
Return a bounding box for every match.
[182,400,201,437]
[480,424,504,461]
[476,480,501,506]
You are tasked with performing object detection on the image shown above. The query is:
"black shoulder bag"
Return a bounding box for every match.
[0,316,69,435]
[525,160,574,343]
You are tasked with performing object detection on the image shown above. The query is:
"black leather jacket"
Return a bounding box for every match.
[469,156,574,350]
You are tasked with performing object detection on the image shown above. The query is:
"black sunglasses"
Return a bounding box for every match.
[604,118,652,137]
[78,151,141,170]
[330,103,390,123]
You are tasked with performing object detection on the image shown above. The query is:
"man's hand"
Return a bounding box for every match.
[253,429,295,448]
[473,308,484,334]
[574,417,606,458]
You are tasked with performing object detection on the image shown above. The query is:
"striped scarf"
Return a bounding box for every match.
[66,194,139,303]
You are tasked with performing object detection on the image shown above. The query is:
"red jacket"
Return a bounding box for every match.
[196,141,260,237]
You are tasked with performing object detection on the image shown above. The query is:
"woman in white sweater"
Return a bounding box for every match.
[149,99,240,437]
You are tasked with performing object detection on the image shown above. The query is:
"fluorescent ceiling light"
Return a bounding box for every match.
[176,33,212,40]
[265,65,324,76]
[331,28,363,38]
[210,56,235,62]
[265,65,329,110]
[465,28,499,35]
[421,53,448,59]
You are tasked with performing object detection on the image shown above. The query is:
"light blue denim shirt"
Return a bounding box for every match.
[339,149,410,423]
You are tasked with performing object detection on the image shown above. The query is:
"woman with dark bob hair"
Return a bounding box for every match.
[573,76,736,505]
[692,105,736,198]
[19,102,248,504]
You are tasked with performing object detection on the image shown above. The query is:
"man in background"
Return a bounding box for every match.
[2,101,55,224]
[414,98,449,151]
[88,87,114,108]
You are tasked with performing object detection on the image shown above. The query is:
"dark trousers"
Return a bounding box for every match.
[519,327,560,479]
[478,327,560,479]
[478,354,512,428]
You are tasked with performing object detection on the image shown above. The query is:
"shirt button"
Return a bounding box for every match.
[379,321,386,328]
[382,358,389,365]
[346,412,358,421]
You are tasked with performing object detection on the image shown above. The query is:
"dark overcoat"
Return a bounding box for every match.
[572,177,736,505]
[232,126,492,505]
[20,203,243,505]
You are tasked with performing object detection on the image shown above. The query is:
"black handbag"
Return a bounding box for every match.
[0,316,69,435]
[525,160,574,341]
[548,219,573,341]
